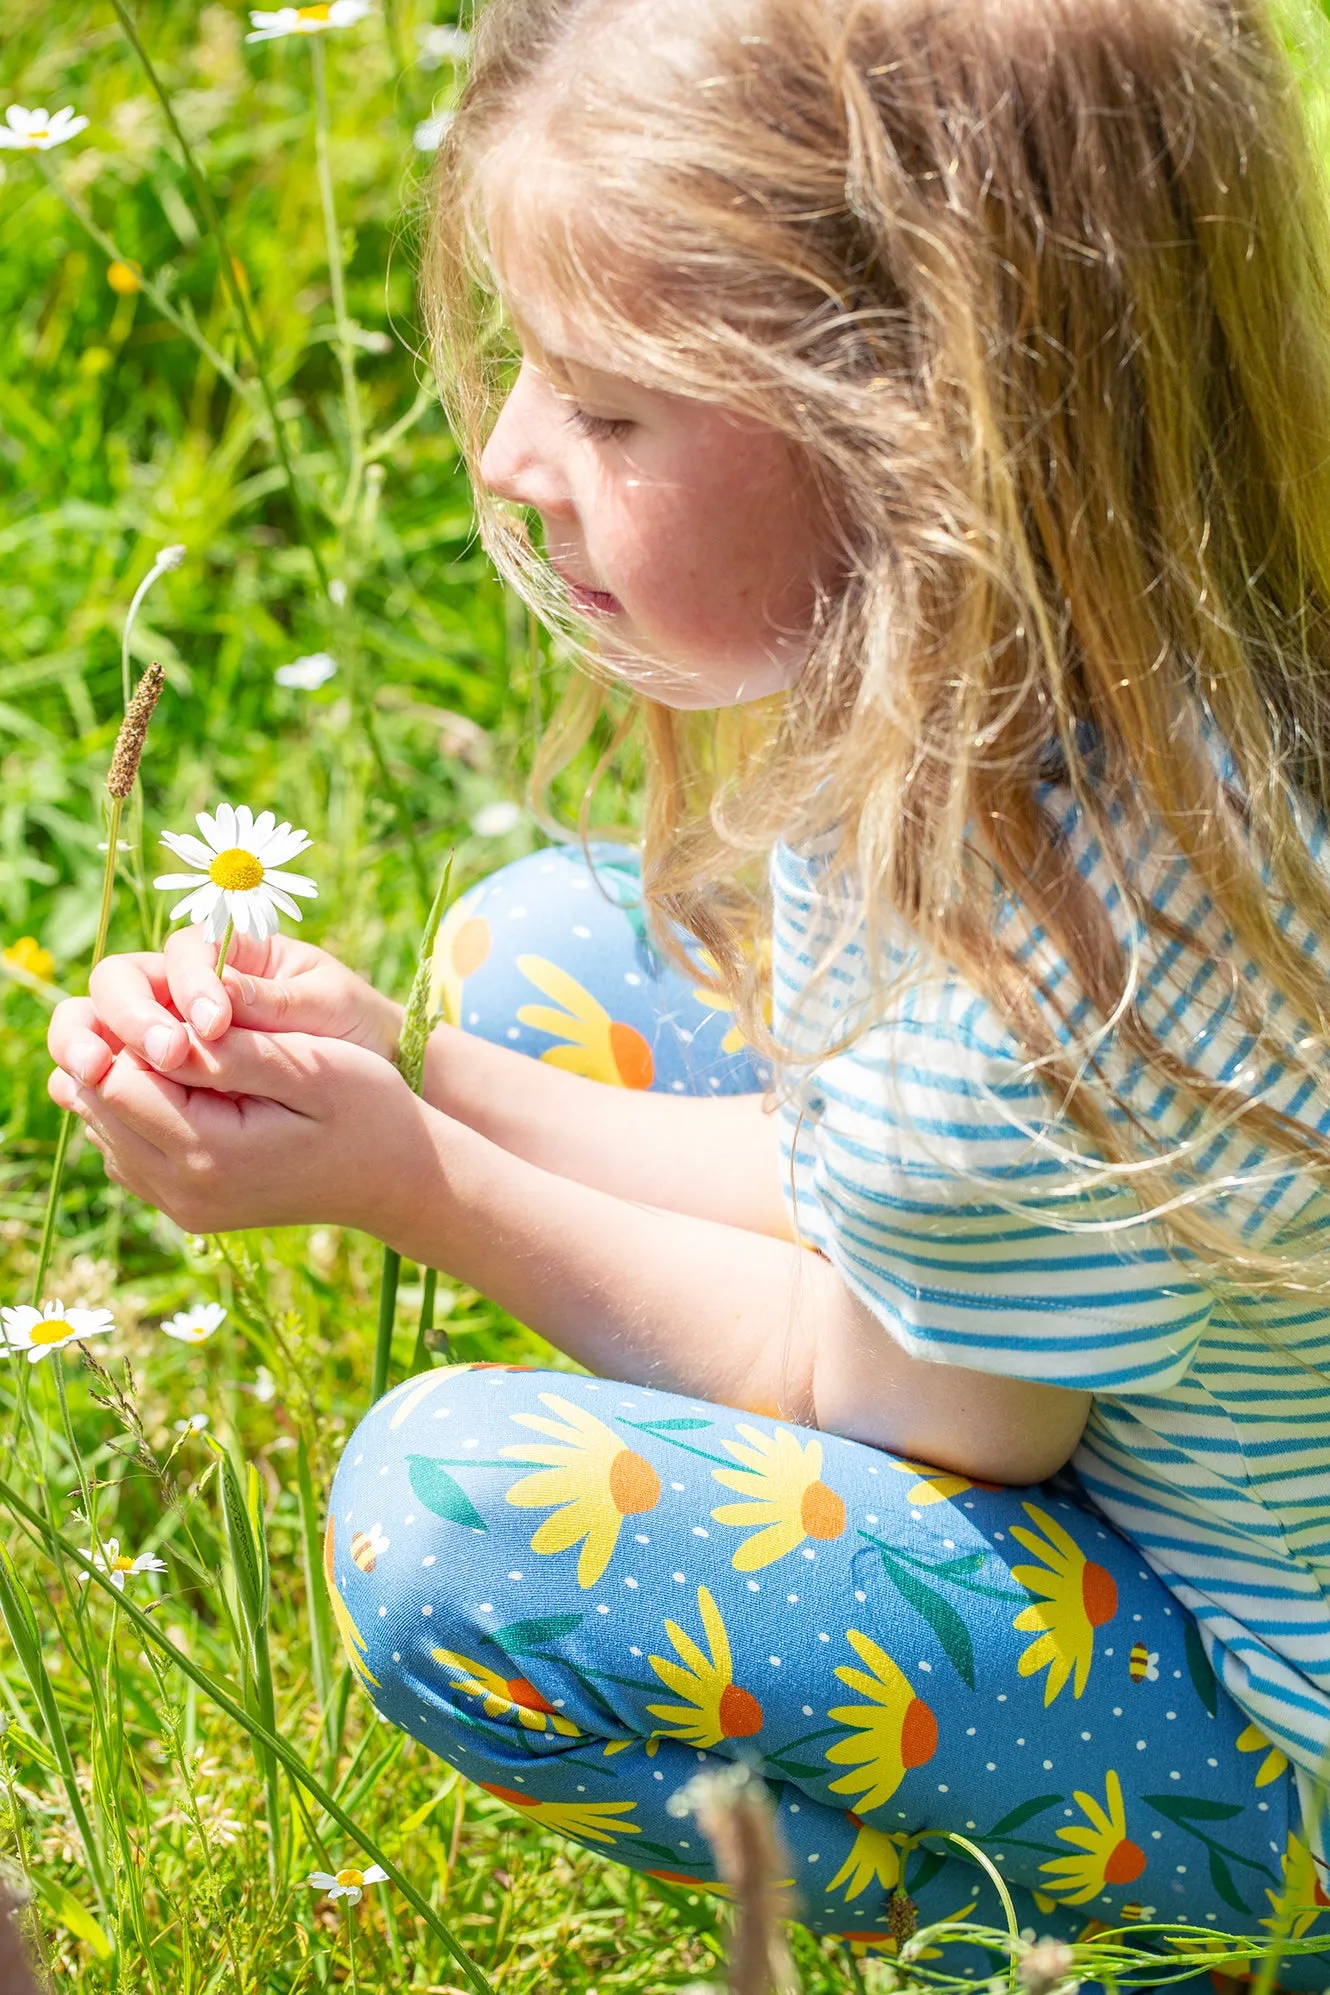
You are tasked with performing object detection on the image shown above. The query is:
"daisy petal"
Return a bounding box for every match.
[154,872,211,891]
[264,869,319,897]
[160,831,216,870]
[251,809,277,847]
[214,802,237,847]
[234,804,255,847]
[258,824,312,867]
[169,886,221,924]
[195,809,223,851]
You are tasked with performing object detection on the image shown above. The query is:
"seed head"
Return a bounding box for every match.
[888,1890,918,1948]
[107,663,165,799]
[1019,1940,1078,1995]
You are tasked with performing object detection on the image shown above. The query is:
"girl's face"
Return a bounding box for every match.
[479,311,841,709]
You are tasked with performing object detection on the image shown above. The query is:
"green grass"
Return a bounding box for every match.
[5,2,1330,1990]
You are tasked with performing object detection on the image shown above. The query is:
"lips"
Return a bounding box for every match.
[551,563,621,615]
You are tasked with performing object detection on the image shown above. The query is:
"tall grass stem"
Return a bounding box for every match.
[0,1477,498,1995]
[108,0,330,595]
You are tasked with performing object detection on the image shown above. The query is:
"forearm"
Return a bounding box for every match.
[386,1105,1091,1480]
[422,1021,793,1237]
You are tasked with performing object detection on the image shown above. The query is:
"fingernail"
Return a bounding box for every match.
[144,1025,176,1068]
[191,999,221,1036]
[233,975,256,1007]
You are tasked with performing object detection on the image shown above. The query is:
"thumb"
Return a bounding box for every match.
[221,965,401,1059]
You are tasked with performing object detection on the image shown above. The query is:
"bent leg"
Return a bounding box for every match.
[430,842,768,1096]
[328,1365,1325,1971]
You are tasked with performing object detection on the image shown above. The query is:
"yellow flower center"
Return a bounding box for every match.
[209,848,264,891]
[299,5,333,18]
[334,1867,364,1889]
[111,1555,135,1573]
[30,1318,75,1345]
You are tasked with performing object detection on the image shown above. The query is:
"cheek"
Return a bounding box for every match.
[601,437,827,663]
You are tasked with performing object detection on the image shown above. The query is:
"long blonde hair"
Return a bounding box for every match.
[425,0,1330,1297]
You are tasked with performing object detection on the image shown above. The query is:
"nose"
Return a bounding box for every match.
[479,359,575,519]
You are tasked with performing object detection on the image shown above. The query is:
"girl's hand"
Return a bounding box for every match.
[47,928,402,1089]
[47,1025,434,1239]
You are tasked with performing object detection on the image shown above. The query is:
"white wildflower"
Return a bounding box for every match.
[160,1303,227,1344]
[274,651,337,690]
[469,799,521,838]
[247,1,374,42]
[0,105,89,151]
[0,1300,113,1364]
[306,1862,388,1903]
[154,802,317,944]
[413,109,454,153]
[79,1538,168,1592]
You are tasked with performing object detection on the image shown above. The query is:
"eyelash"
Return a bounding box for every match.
[563,406,633,442]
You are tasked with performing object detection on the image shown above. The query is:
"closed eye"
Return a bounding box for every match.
[563,406,634,442]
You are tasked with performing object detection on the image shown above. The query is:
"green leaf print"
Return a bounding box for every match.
[629,1418,713,1433]
[1209,1847,1253,1915]
[406,1456,487,1531]
[984,1795,1063,1840]
[877,1550,976,1688]
[491,1613,584,1656]
[1142,1794,1243,1825]
[1185,1620,1218,1717]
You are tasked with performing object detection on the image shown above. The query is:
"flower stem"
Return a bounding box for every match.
[371,1250,401,1406]
[309,35,365,533]
[37,160,253,410]
[107,0,330,594]
[32,795,124,1304]
[216,913,235,981]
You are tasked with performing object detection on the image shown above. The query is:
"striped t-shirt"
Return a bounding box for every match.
[771,782,1330,1803]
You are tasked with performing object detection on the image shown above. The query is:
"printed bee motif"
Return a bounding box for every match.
[351,1523,390,1573]
[1128,1643,1159,1683]
[1119,1904,1157,1922]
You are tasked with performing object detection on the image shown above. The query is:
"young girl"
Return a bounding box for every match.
[47,0,1330,1968]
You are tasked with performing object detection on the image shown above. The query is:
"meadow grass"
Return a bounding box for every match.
[5,2,1330,1989]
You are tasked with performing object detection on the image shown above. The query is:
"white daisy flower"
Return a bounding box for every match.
[0,105,89,151]
[154,803,317,944]
[274,651,337,690]
[246,1,374,42]
[0,1300,114,1364]
[160,1303,227,1345]
[174,1412,210,1434]
[418,23,469,66]
[469,799,521,838]
[412,110,454,153]
[306,1863,388,1904]
[78,1538,168,1592]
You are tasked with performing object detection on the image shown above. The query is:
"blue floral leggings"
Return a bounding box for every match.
[328,846,1326,1974]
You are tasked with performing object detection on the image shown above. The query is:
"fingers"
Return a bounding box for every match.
[85,951,192,1073]
[162,925,243,1043]
[48,997,120,1088]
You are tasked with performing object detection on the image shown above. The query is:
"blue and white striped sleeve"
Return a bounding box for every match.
[780,979,1212,1395]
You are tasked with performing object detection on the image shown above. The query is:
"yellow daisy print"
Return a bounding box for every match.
[1262,1832,1330,1938]
[1237,1721,1289,1787]
[516,955,654,1088]
[710,1425,847,1571]
[890,1458,1002,1506]
[825,1630,938,1811]
[432,1646,580,1737]
[428,895,491,1027]
[1038,1771,1146,1905]
[502,1393,661,1588]
[826,1814,907,1901]
[646,1585,764,1749]
[479,1782,640,1846]
[322,1517,378,1690]
[1010,1503,1118,1705]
